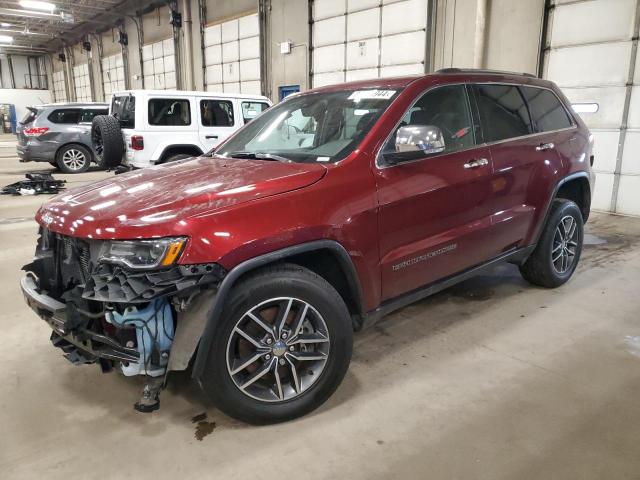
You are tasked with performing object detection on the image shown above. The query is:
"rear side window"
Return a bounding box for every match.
[148,98,191,126]
[520,86,573,132]
[241,101,269,123]
[48,109,81,124]
[112,96,135,129]
[79,109,108,123]
[201,100,234,127]
[473,84,532,142]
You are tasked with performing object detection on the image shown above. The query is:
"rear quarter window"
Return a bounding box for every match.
[520,86,573,132]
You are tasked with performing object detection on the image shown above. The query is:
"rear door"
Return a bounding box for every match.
[376,84,496,301]
[198,97,238,152]
[472,83,564,253]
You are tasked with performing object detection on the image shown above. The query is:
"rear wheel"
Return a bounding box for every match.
[520,199,584,288]
[56,144,91,173]
[91,115,124,169]
[199,264,353,424]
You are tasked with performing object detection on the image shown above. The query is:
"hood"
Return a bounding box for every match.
[36,156,327,239]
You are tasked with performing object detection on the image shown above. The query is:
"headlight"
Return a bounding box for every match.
[99,237,187,270]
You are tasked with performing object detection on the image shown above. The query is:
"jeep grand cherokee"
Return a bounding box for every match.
[21,69,594,424]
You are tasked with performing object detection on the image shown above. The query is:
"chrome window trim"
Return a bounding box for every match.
[375,81,577,170]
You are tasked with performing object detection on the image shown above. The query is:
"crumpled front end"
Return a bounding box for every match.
[21,227,225,411]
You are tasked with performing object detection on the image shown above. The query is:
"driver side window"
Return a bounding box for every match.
[385,84,475,155]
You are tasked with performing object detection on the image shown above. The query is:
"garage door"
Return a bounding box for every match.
[73,63,92,102]
[203,12,262,95]
[102,53,125,99]
[311,0,430,88]
[544,0,640,215]
[142,39,177,90]
[52,70,67,102]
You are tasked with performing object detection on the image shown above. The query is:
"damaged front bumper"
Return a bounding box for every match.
[21,228,226,411]
[21,274,140,366]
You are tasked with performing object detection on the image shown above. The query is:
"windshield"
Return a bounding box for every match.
[215,88,401,163]
[111,95,135,129]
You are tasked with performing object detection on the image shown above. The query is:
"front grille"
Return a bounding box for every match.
[56,234,92,288]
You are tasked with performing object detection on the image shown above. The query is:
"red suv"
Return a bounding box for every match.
[21,69,594,424]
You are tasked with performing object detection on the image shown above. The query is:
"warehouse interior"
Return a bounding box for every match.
[1,0,640,478]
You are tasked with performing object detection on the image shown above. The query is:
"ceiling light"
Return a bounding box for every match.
[0,23,12,27]
[19,1,56,12]
[0,35,14,43]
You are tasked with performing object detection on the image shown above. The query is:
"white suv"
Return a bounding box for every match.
[92,90,271,169]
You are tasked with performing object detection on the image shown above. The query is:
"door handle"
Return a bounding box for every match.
[463,158,489,169]
[536,142,555,151]
[205,135,218,139]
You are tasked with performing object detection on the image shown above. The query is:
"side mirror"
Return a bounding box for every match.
[395,125,445,154]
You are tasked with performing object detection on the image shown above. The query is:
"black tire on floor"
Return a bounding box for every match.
[55,144,91,174]
[520,198,584,288]
[91,115,124,169]
[199,263,353,425]
[48,161,59,169]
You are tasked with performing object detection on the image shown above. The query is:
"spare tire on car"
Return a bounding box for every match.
[92,115,124,169]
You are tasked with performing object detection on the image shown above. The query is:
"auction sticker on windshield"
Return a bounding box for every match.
[348,90,396,101]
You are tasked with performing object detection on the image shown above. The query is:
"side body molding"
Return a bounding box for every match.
[191,239,364,380]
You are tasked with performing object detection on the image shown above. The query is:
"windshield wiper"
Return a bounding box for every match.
[228,151,292,163]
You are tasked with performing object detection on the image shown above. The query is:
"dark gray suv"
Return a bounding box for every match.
[17,103,108,173]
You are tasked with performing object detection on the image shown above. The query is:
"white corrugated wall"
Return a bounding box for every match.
[544,0,640,215]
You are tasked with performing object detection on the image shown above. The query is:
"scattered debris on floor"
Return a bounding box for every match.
[191,412,216,441]
[1,172,66,195]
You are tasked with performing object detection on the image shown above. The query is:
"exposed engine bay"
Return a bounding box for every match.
[21,227,225,412]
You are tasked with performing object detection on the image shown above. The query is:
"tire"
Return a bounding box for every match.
[48,161,59,169]
[91,115,124,169]
[520,198,584,288]
[56,144,91,174]
[199,263,353,425]
[161,153,193,164]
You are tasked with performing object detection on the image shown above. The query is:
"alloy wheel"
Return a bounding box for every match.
[552,215,579,274]
[61,149,87,171]
[226,297,330,403]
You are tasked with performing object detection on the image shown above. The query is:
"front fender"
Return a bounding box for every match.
[189,239,363,381]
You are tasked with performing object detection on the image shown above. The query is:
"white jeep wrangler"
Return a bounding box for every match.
[91,89,271,169]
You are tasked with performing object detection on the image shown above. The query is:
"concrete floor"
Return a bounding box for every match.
[1,134,640,479]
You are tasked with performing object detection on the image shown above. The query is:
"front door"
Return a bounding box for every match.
[376,84,497,301]
[198,98,238,152]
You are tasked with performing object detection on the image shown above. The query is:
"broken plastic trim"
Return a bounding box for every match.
[84,262,226,303]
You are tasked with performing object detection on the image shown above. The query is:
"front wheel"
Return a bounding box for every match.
[520,198,584,288]
[199,264,353,424]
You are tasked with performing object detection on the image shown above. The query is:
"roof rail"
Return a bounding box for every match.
[436,68,538,78]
